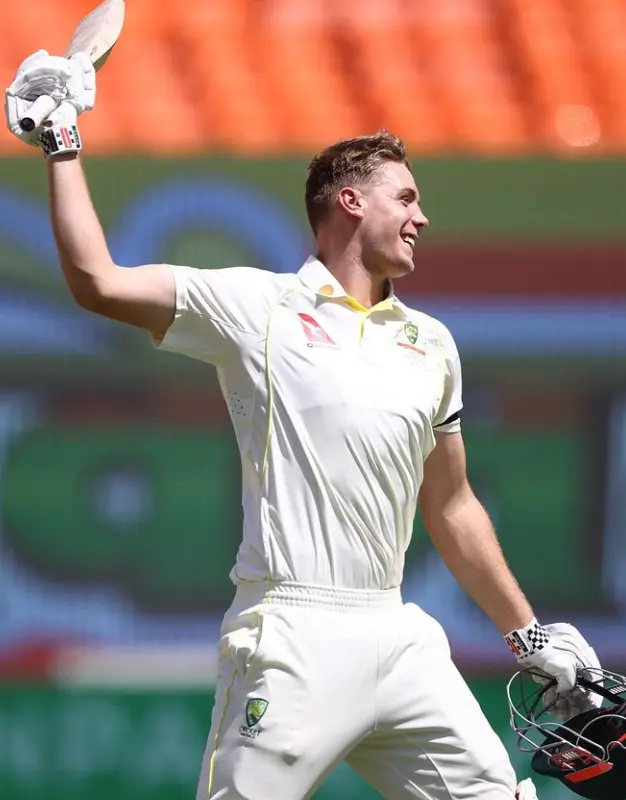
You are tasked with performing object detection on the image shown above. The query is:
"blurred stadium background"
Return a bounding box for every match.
[0,0,625,798]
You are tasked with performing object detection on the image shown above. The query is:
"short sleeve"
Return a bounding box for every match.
[154,265,281,364]
[432,323,463,434]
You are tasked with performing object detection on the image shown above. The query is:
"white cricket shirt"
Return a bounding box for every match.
[156,257,462,590]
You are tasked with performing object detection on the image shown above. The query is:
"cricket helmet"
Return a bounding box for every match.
[507,667,626,800]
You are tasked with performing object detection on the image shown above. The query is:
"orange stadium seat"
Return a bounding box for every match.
[82,47,206,153]
[571,0,626,150]
[2,0,86,64]
[252,0,366,150]
[504,0,604,152]
[107,0,207,151]
[328,0,449,151]
[0,0,624,155]
[413,0,530,152]
[0,51,24,155]
[172,0,282,152]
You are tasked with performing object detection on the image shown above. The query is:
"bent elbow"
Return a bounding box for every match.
[68,281,104,314]
[64,264,119,316]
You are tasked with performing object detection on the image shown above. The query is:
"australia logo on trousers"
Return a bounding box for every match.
[239,697,269,739]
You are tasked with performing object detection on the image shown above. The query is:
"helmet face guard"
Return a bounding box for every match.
[507,667,626,800]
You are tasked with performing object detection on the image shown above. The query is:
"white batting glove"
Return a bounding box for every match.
[505,619,603,720]
[5,50,95,147]
[540,622,603,718]
[516,778,538,800]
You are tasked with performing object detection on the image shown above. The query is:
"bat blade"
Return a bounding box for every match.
[65,0,126,68]
[19,0,125,132]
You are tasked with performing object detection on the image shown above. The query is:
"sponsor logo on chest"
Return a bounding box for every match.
[297,313,337,348]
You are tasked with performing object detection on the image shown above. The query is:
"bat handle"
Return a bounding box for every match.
[19,95,59,132]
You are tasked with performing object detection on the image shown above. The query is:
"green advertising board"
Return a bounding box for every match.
[0,679,574,800]
[2,156,626,243]
[0,409,596,615]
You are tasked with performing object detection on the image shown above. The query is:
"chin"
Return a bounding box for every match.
[373,252,415,279]
[390,255,415,278]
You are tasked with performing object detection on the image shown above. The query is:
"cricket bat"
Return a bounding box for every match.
[19,0,126,132]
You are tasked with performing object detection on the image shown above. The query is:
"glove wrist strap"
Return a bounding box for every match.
[40,123,82,159]
[504,617,551,657]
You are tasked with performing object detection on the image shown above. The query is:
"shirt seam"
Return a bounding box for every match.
[189,312,265,339]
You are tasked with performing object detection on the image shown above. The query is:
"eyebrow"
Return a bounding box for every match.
[399,187,419,203]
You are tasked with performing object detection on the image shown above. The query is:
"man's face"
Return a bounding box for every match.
[355,161,429,279]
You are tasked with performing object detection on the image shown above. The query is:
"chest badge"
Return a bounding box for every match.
[403,322,419,345]
[298,313,337,348]
[397,321,426,358]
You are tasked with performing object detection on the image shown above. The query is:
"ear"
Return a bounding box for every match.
[337,187,365,221]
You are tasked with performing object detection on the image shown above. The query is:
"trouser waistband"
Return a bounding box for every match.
[231,581,402,612]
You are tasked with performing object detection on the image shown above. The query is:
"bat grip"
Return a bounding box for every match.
[19,95,59,132]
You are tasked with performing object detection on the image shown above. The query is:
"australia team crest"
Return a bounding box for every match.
[240,697,269,739]
[403,322,419,345]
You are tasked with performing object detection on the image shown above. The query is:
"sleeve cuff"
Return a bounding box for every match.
[433,410,462,434]
[151,264,186,352]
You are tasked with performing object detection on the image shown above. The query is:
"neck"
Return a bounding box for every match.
[319,252,388,309]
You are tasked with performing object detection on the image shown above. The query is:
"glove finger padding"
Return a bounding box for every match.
[8,56,73,104]
[46,102,78,128]
[543,684,602,720]
[544,623,601,664]
[544,623,602,681]
[6,51,73,147]
[521,641,578,693]
[12,49,50,81]
[537,623,603,718]
[5,49,95,150]
[4,92,42,146]
[506,619,602,716]
[66,52,96,114]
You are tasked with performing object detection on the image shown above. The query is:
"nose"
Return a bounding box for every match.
[414,209,430,230]
[413,209,429,230]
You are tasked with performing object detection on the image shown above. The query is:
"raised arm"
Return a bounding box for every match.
[5,49,175,341]
[47,153,175,341]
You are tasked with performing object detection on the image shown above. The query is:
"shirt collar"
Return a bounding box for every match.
[297,255,409,316]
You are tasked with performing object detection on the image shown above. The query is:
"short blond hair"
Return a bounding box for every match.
[304,130,411,233]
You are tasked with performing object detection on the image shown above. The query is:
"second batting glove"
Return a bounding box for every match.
[505,618,603,720]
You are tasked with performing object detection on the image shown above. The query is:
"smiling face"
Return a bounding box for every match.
[305,132,429,281]
[351,161,429,279]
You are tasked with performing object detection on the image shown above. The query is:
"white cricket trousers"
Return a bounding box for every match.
[196,582,517,800]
